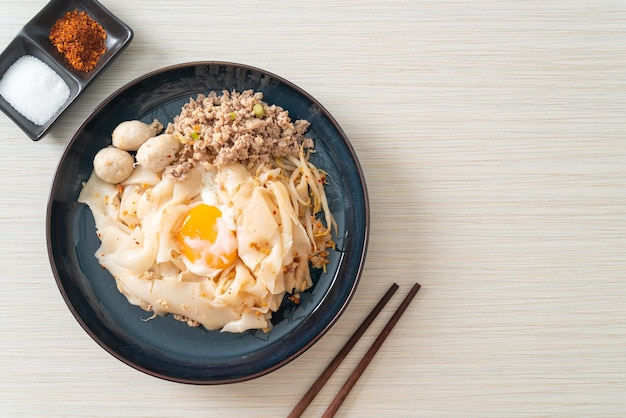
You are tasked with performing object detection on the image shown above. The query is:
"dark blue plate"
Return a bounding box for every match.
[46,62,369,384]
[0,0,133,140]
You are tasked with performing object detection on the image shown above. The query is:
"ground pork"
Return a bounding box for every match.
[164,89,313,179]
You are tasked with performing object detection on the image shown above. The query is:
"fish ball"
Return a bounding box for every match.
[93,146,135,184]
[112,119,163,151]
[135,134,182,173]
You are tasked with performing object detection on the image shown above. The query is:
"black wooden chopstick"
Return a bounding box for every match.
[321,282,421,417]
[287,283,400,418]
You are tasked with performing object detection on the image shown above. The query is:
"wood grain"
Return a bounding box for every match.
[1,1,626,416]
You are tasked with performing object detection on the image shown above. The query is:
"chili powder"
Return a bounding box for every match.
[49,10,107,72]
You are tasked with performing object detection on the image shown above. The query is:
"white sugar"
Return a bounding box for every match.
[0,55,70,126]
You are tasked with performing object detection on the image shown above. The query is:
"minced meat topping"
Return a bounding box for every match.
[164,89,313,179]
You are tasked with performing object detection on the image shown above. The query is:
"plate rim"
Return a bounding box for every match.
[46,61,370,384]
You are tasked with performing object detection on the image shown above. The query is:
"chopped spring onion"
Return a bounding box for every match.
[253,103,265,117]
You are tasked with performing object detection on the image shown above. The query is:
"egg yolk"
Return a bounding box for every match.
[177,204,237,270]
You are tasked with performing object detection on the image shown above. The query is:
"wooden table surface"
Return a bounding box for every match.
[2,1,626,416]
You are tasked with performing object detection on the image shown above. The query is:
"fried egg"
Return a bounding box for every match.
[173,168,239,277]
[176,203,237,276]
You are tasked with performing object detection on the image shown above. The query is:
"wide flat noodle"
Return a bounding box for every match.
[79,162,323,332]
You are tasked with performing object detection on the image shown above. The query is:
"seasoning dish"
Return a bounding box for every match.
[0,0,133,140]
[46,62,369,384]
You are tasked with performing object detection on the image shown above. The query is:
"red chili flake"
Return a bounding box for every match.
[49,10,107,72]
